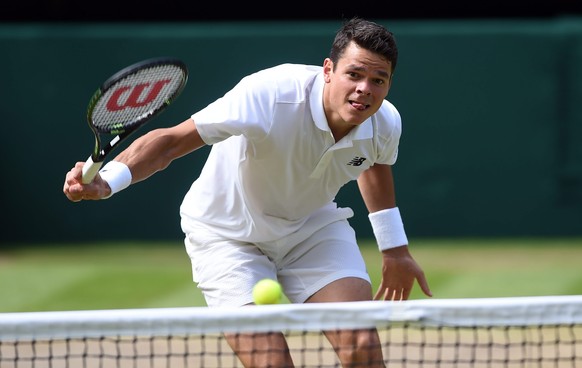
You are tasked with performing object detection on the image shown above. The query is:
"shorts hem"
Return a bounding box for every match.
[294,271,371,304]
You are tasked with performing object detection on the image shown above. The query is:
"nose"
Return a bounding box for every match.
[356,81,372,96]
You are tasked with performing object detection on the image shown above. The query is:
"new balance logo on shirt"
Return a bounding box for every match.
[347,157,367,166]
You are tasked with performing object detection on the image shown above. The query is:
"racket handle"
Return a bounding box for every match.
[82,156,104,184]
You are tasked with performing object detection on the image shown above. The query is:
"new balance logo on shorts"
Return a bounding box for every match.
[347,157,367,166]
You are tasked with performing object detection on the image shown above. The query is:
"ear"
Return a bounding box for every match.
[323,58,333,83]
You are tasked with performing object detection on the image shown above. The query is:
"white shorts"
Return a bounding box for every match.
[183,219,370,307]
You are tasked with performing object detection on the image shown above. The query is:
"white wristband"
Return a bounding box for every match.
[98,161,132,199]
[368,207,408,251]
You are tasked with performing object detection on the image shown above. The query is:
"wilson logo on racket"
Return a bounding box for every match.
[106,79,172,112]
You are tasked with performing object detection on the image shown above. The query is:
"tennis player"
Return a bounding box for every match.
[64,17,432,367]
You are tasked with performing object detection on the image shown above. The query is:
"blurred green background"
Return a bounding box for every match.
[1,19,581,245]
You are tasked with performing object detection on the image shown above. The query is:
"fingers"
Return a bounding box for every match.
[417,273,433,298]
[402,287,412,300]
[374,286,405,301]
[375,278,432,301]
[388,288,404,301]
[63,162,91,202]
[375,272,427,301]
[373,286,383,301]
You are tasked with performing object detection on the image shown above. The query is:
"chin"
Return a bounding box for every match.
[347,113,370,126]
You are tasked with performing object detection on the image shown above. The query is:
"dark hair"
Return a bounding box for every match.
[330,17,398,72]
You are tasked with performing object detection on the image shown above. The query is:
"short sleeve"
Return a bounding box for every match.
[374,100,402,165]
[193,73,277,145]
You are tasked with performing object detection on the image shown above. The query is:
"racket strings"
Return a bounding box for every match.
[91,64,186,133]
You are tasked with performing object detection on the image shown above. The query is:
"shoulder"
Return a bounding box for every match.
[372,100,402,133]
[249,63,322,80]
[240,64,321,99]
[367,100,403,164]
[376,100,401,123]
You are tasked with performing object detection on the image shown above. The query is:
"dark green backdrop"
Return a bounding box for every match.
[1,18,581,244]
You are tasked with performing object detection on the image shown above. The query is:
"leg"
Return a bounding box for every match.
[224,331,294,368]
[306,277,386,367]
[277,219,385,366]
[184,231,295,367]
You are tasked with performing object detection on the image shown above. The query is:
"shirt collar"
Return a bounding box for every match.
[309,73,374,140]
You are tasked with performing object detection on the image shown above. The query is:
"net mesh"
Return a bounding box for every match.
[1,296,581,368]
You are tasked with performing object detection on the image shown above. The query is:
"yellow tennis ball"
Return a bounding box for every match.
[252,279,283,305]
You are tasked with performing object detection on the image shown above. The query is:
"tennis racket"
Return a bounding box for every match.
[81,57,188,184]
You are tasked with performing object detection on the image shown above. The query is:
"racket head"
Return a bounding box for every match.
[87,57,188,138]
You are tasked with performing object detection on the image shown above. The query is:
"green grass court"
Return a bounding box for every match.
[1,238,581,313]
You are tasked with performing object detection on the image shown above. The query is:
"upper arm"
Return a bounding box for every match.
[164,118,207,160]
[357,163,397,213]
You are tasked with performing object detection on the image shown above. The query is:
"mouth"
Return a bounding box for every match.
[349,100,370,111]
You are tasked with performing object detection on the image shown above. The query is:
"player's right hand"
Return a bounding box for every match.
[63,162,112,202]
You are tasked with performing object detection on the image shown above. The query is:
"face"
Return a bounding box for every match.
[322,41,393,138]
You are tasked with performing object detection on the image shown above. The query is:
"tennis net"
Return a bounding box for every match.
[0,295,581,367]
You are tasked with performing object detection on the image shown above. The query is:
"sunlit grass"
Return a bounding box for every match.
[1,238,581,312]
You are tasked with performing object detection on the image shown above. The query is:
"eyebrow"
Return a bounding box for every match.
[348,64,391,79]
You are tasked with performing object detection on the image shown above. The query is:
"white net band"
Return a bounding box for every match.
[1,295,581,340]
[1,295,581,368]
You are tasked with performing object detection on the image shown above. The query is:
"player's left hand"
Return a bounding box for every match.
[374,245,432,301]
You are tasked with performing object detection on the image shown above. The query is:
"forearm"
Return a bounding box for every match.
[358,164,408,250]
[357,164,396,212]
[64,119,204,202]
[113,129,178,184]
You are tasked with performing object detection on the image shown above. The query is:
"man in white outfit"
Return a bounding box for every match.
[64,17,432,368]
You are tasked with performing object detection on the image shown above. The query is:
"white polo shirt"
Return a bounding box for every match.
[180,63,402,243]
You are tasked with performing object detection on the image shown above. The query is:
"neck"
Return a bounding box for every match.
[330,125,352,142]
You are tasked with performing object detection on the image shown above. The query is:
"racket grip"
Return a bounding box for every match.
[82,156,104,184]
